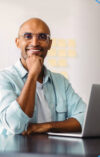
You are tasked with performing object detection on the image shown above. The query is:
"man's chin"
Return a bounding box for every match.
[27,51,44,58]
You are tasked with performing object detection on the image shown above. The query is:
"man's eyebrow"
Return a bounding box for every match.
[23,32,32,34]
[23,32,49,34]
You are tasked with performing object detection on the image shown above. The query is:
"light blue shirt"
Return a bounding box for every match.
[0,60,86,135]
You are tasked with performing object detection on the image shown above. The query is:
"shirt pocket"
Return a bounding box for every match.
[56,100,68,121]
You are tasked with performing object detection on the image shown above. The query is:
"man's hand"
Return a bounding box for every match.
[22,123,51,135]
[26,54,44,79]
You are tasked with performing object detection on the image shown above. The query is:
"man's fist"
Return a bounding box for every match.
[26,54,44,79]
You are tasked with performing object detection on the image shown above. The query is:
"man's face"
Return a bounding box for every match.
[15,19,52,64]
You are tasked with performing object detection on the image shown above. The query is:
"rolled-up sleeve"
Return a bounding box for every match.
[65,79,86,128]
[0,72,31,135]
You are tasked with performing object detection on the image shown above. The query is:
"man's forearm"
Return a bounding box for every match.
[17,73,37,117]
[16,55,44,118]
[50,118,81,133]
[22,118,81,135]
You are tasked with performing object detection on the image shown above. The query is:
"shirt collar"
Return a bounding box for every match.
[14,59,51,82]
[43,66,51,84]
[14,59,28,79]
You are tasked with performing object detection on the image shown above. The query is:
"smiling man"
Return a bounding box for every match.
[0,18,86,135]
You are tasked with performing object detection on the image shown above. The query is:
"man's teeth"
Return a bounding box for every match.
[28,49,40,52]
[32,50,40,51]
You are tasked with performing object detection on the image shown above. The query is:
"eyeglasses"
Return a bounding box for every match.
[20,32,50,41]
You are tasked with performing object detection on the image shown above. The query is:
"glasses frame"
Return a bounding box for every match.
[19,32,50,42]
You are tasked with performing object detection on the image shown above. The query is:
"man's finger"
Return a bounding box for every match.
[22,131,27,135]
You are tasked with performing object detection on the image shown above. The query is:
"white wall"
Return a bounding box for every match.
[0,0,100,104]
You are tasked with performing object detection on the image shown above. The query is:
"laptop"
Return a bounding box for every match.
[48,84,100,138]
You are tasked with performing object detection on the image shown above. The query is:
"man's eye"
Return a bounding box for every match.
[39,33,47,40]
[24,33,32,39]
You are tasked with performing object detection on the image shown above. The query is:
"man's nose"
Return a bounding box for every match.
[31,36,40,46]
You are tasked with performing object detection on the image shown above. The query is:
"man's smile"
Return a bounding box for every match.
[25,46,44,56]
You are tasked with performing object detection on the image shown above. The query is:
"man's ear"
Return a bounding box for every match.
[48,39,52,50]
[15,38,20,48]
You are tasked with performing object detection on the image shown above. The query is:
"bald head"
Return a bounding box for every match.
[18,18,51,37]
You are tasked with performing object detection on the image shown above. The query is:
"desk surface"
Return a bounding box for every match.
[0,134,100,157]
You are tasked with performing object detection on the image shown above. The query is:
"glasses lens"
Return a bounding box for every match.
[24,33,32,39]
[38,33,48,41]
